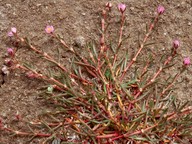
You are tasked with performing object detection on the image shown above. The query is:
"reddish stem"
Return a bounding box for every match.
[135,53,177,99]
[3,127,51,137]
[96,133,118,139]
[113,13,125,66]
[124,123,158,137]
[120,15,160,81]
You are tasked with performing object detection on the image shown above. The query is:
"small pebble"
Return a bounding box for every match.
[6,4,11,8]
[130,7,134,11]
[74,36,86,48]
[37,4,42,7]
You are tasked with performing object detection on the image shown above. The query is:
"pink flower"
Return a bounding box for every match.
[11,27,17,33]
[45,25,54,34]
[7,27,17,37]
[8,31,14,37]
[173,39,180,49]
[7,48,14,57]
[157,5,165,15]
[118,3,126,13]
[183,57,190,66]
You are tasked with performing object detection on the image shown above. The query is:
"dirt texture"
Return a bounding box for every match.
[0,0,192,143]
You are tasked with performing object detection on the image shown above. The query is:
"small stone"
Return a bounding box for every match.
[82,13,86,16]
[188,22,191,26]
[1,65,9,75]
[37,4,42,7]
[6,4,12,8]
[1,112,6,117]
[130,7,134,11]
[74,36,86,48]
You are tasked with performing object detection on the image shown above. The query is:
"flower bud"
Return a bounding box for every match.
[7,48,14,57]
[15,111,21,121]
[45,25,54,34]
[11,27,17,33]
[100,37,104,46]
[183,57,190,66]
[118,3,126,14]
[173,39,180,49]
[4,58,13,66]
[157,5,165,15]
[106,2,112,10]
[8,27,17,37]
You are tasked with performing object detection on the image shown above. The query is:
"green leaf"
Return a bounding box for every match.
[144,42,156,47]
[105,68,112,80]
[130,136,149,141]
[163,63,175,70]
[121,34,131,43]
[178,101,189,112]
[136,89,153,104]
[91,43,98,58]
[131,114,144,122]
[109,41,116,53]
[149,100,154,108]
[23,62,34,69]
[121,79,138,88]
